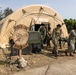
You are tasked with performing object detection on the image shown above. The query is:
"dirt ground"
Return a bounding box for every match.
[0,43,76,75]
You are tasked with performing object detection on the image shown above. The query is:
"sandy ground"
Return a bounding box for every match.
[0,43,76,75]
[12,58,76,75]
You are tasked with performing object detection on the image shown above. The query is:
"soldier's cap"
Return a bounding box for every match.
[57,24,61,27]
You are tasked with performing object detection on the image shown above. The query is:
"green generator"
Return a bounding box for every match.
[28,31,42,53]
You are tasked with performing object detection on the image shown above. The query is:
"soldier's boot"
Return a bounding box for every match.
[69,53,74,57]
[65,51,68,56]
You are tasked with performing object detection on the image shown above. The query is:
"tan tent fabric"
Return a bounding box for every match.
[0,4,68,47]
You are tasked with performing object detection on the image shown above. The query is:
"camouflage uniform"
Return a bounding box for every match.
[52,27,62,56]
[9,38,15,56]
[38,26,46,47]
[47,28,51,47]
[66,30,76,54]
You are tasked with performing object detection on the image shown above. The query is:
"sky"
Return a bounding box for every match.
[0,0,76,19]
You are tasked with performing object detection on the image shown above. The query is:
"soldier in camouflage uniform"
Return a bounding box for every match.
[38,24,47,48]
[9,36,15,57]
[65,26,76,56]
[52,24,62,57]
[47,27,51,48]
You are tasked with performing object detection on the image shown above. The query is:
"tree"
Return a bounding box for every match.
[0,7,3,20]
[3,7,13,18]
[64,18,76,33]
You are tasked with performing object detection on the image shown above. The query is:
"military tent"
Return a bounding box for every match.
[0,4,68,48]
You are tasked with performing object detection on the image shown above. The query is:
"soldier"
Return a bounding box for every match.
[65,26,76,56]
[38,23,46,48]
[44,24,48,44]
[9,36,15,56]
[47,27,52,48]
[73,38,76,53]
[52,24,62,57]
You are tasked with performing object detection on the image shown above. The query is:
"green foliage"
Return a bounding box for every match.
[0,7,13,21]
[3,7,13,18]
[64,18,76,33]
[0,7,3,20]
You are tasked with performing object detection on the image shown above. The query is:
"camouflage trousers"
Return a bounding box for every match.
[52,38,59,54]
[67,41,75,53]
